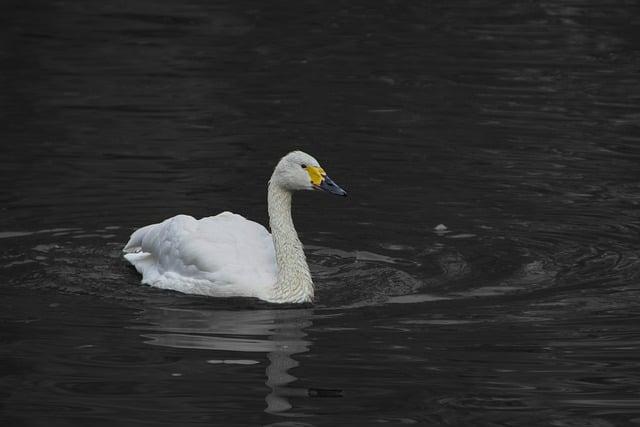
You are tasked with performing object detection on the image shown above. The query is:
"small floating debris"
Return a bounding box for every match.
[433,224,450,235]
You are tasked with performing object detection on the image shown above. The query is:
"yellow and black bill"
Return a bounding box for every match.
[306,166,347,197]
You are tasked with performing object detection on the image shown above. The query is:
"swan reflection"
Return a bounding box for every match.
[137,306,313,414]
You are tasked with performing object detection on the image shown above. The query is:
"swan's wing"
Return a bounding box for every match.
[123,212,277,298]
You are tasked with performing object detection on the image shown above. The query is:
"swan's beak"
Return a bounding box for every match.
[307,166,347,197]
[317,175,347,196]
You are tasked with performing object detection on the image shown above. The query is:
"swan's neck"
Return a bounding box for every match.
[267,182,314,303]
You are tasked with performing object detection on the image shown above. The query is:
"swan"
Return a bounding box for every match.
[123,150,346,304]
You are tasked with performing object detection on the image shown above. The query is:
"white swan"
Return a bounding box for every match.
[123,151,346,304]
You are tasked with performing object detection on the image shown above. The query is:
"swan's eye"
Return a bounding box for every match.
[301,163,307,169]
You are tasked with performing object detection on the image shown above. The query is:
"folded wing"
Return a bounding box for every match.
[123,212,277,299]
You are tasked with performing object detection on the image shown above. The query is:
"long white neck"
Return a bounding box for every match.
[267,181,314,303]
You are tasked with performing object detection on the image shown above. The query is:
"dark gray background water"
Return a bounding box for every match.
[1,0,639,425]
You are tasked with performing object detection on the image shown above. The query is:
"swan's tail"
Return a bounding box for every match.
[123,224,160,282]
[123,223,157,253]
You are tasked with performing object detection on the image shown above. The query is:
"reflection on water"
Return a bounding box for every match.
[137,307,314,414]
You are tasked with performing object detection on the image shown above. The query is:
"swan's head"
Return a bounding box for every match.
[271,151,347,196]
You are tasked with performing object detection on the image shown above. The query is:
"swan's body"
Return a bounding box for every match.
[123,212,279,300]
[123,151,346,304]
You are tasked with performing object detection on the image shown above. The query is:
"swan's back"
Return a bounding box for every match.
[124,212,277,299]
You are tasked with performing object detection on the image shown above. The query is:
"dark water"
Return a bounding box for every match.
[2,0,640,425]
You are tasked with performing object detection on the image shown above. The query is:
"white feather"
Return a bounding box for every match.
[124,212,278,300]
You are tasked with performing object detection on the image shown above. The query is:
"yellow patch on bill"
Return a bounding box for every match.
[306,166,326,185]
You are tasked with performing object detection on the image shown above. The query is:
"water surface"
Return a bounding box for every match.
[1,0,640,425]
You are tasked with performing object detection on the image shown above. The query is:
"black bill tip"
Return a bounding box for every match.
[317,175,347,197]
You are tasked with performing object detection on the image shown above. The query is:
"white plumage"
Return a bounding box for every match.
[123,151,346,304]
[123,212,278,300]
